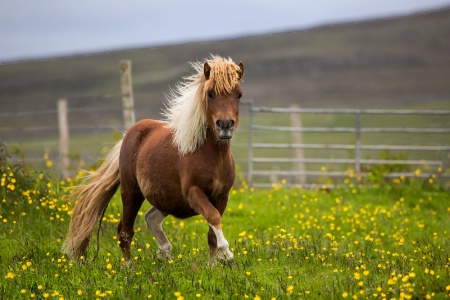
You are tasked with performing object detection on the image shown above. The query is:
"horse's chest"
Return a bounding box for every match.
[212,178,226,196]
[210,163,234,196]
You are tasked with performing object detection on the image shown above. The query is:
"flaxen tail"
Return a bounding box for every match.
[62,140,122,260]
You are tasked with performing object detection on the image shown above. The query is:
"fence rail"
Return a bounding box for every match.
[252,125,450,133]
[252,107,450,115]
[251,143,450,151]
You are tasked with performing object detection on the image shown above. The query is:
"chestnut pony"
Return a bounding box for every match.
[62,55,244,265]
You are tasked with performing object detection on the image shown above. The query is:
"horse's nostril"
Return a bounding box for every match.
[229,120,235,128]
[216,120,222,128]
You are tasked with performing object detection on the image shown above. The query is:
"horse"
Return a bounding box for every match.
[62,55,244,266]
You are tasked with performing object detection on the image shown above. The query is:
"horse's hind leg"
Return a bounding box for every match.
[118,188,144,266]
[145,207,172,260]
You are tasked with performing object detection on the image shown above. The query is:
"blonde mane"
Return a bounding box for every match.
[163,55,242,155]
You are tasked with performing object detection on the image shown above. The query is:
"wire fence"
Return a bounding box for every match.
[0,95,125,170]
[2,99,450,189]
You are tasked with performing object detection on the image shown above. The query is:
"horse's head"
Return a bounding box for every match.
[204,61,244,141]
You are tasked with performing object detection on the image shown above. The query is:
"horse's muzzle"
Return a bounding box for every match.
[216,119,235,140]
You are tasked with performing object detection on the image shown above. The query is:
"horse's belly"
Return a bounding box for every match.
[148,191,198,219]
[137,172,196,219]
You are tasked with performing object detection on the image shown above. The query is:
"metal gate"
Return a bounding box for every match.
[243,100,450,188]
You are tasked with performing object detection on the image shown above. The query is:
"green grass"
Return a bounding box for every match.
[6,131,121,172]
[1,149,450,299]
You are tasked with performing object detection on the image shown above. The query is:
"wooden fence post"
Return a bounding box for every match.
[120,60,136,130]
[58,99,70,179]
[290,104,306,186]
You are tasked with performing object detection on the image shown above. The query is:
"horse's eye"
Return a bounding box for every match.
[208,91,214,99]
[237,92,243,99]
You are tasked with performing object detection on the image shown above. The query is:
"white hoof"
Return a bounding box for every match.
[122,259,132,268]
[157,249,172,261]
[217,246,234,261]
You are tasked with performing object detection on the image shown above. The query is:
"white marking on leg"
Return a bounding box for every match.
[124,259,132,268]
[209,224,234,261]
[145,208,172,259]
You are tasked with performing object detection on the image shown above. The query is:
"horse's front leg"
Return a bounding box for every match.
[186,187,234,263]
[207,194,233,262]
[208,225,234,263]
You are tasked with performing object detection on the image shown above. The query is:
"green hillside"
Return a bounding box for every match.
[1,8,450,120]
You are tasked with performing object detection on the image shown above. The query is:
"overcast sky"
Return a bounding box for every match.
[1,0,450,63]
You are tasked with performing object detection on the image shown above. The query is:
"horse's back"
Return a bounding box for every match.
[120,119,173,171]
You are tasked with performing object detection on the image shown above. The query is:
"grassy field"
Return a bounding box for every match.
[1,146,450,299]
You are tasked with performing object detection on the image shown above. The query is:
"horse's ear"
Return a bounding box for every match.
[204,62,211,80]
[238,62,244,80]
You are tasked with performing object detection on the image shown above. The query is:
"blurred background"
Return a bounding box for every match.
[1,0,450,186]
